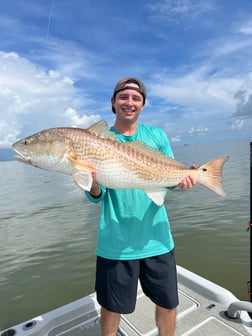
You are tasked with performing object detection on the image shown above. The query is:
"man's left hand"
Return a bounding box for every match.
[178,165,197,190]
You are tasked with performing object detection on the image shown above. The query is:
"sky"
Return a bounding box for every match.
[0,0,252,148]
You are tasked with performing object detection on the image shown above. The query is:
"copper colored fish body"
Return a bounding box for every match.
[12,120,229,206]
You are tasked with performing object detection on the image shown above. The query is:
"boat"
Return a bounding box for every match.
[1,265,252,336]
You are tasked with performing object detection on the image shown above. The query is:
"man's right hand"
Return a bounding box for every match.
[89,172,102,197]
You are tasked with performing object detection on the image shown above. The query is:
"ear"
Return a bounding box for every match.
[111,97,116,113]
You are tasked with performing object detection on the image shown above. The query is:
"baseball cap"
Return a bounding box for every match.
[112,77,146,103]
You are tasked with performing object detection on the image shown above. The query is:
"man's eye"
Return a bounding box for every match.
[133,97,141,102]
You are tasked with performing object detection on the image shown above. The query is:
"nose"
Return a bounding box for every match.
[124,96,135,105]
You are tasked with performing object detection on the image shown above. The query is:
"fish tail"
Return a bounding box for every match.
[197,156,229,196]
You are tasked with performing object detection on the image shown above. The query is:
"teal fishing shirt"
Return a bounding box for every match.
[85,123,175,260]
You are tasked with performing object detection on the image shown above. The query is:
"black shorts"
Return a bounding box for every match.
[95,250,178,314]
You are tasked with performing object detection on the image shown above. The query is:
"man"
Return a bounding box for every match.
[86,77,195,336]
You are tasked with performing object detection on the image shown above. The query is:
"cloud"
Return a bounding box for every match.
[30,39,99,82]
[234,90,252,118]
[0,119,21,148]
[171,135,181,142]
[188,126,208,136]
[147,0,217,23]
[149,66,238,116]
[237,20,252,35]
[64,108,100,128]
[231,119,244,131]
[233,73,252,118]
[147,60,246,143]
[0,52,98,147]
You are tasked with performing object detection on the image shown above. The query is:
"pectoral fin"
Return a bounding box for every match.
[73,171,93,191]
[68,156,96,172]
[145,189,167,206]
[69,156,96,191]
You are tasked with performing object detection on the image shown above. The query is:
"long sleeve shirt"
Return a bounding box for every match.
[85,123,175,260]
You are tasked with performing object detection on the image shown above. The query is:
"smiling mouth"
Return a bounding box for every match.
[123,109,135,113]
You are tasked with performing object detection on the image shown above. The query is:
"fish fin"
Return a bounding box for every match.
[87,120,118,140]
[125,141,186,167]
[69,156,96,191]
[145,188,167,206]
[68,156,96,172]
[73,171,93,191]
[197,156,229,196]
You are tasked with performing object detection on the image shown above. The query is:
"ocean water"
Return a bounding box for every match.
[0,140,250,330]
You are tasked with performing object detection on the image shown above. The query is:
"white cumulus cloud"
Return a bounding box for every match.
[0,52,97,147]
[64,108,100,128]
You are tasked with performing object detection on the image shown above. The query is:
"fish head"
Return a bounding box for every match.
[12,129,70,170]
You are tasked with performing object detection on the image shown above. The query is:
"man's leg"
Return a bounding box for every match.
[140,251,178,335]
[100,307,121,336]
[156,305,176,336]
[96,257,139,335]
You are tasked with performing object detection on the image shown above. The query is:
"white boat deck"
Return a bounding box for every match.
[1,266,252,336]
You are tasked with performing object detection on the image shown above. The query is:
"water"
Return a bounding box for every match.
[0,140,250,330]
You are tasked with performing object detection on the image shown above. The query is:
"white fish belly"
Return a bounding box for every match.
[94,161,172,190]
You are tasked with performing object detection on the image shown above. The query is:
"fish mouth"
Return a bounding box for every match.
[13,154,33,166]
[12,146,63,169]
[12,147,33,165]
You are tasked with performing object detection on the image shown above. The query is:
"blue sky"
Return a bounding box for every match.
[0,0,252,148]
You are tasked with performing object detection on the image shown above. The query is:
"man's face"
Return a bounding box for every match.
[111,83,145,122]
